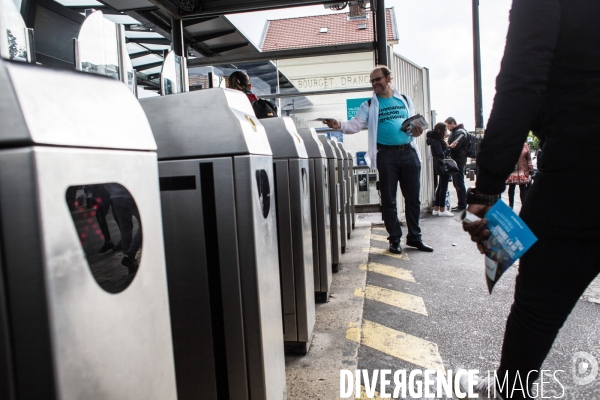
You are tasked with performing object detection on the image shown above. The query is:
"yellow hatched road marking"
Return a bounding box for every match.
[354,320,445,371]
[359,263,415,282]
[370,233,389,243]
[355,285,428,316]
[360,385,381,399]
[364,247,409,260]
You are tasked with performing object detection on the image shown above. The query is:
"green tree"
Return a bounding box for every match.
[7,29,18,60]
[527,132,540,151]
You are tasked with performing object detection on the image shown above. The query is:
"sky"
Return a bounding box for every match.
[226,0,513,131]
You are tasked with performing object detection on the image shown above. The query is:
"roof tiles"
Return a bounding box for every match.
[260,8,397,51]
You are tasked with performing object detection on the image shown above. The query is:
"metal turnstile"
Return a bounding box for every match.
[140,88,286,400]
[337,142,352,240]
[261,118,315,354]
[331,140,347,253]
[318,136,342,272]
[297,128,332,303]
[0,60,177,399]
[347,152,356,229]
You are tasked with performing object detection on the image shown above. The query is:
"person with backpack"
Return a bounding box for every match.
[228,70,277,118]
[445,117,468,212]
[323,65,433,254]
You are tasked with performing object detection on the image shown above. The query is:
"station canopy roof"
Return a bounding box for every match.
[56,0,338,103]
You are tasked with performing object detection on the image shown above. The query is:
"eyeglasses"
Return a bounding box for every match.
[370,76,385,84]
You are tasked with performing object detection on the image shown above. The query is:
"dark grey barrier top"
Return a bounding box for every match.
[317,135,338,160]
[139,88,272,160]
[0,59,156,151]
[260,117,308,160]
[330,140,345,160]
[297,128,327,159]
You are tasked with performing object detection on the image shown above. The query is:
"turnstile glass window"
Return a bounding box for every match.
[65,183,142,294]
[256,169,271,219]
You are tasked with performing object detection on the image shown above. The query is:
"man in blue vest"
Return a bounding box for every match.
[324,65,433,254]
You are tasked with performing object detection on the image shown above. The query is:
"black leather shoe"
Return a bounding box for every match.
[121,256,138,273]
[98,240,114,253]
[389,242,402,254]
[405,240,434,252]
[451,206,466,212]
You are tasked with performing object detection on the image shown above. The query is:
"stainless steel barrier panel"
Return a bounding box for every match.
[318,135,342,272]
[337,142,352,239]
[297,128,332,303]
[140,88,285,400]
[261,117,315,355]
[0,59,176,400]
[331,140,347,253]
[347,152,356,229]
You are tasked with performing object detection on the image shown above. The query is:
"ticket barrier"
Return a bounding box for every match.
[261,118,315,354]
[297,128,332,303]
[140,88,286,400]
[337,142,352,240]
[317,135,342,272]
[347,152,356,229]
[331,140,348,253]
[0,60,177,399]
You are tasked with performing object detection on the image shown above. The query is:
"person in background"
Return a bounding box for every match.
[427,122,458,216]
[228,70,277,118]
[445,117,469,211]
[323,65,433,254]
[461,0,600,398]
[505,142,533,209]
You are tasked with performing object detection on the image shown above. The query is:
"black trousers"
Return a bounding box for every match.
[112,197,142,259]
[434,174,450,208]
[507,183,529,208]
[377,146,421,243]
[496,233,600,398]
[452,161,467,209]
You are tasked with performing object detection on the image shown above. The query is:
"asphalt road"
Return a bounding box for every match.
[356,189,600,399]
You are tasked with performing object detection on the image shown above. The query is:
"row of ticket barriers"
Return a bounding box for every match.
[0,58,357,399]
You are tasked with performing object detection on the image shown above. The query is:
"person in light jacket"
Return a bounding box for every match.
[324,65,433,254]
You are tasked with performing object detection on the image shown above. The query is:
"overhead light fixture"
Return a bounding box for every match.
[129,24,152,32]
[320,27,328,33]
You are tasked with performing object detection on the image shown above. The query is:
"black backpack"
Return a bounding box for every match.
[464,131,483,158]
[252,98,277,119]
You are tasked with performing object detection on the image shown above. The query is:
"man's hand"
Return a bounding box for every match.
[323,119,341,129]
[411,125,423,137]
[449,141,458,148]
[462,204,492,254]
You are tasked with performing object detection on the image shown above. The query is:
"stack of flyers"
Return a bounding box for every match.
[482,201,538,293]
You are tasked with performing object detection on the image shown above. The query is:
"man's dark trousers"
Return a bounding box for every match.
[376,145,422,244]
[452,162,467,209]
[112,197,142,259]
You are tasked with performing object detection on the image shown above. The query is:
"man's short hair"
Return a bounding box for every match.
[445,117,457,125]
[371,65,392,77]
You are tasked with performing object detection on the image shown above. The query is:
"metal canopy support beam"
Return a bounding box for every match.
[126,37,171,45]
[208,42,248,54]
[136,61,164,71]
[191,29,237,43]
[171,17,184,56]
[182,16,220,27]
[374,0,387,66]
[472,0,484,129]
[187,42,375,67]
[175,0,358,18]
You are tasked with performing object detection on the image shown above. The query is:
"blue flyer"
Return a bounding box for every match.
[484,201,538,293]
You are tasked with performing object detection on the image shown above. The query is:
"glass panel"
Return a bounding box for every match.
[161,50,183,95]
[66,183,142,294]
[0,0,29,62]
[77,11,120,80]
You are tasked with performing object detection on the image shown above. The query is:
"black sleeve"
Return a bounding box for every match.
[430,138,447,159]
[476,0,560,195]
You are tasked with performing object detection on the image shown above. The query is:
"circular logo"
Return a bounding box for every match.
[245,115,257,132]
[572,351,598,386]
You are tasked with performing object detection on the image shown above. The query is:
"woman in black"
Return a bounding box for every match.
[427,122,457,217]
[462,0,600,397]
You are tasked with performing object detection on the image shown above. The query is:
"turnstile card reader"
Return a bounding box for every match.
[317,135,342,273]
[140,88,286,400]
[0,60,177,400]
[297,128,332,303]
[331,140,347,253]
[261,117,315,355]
